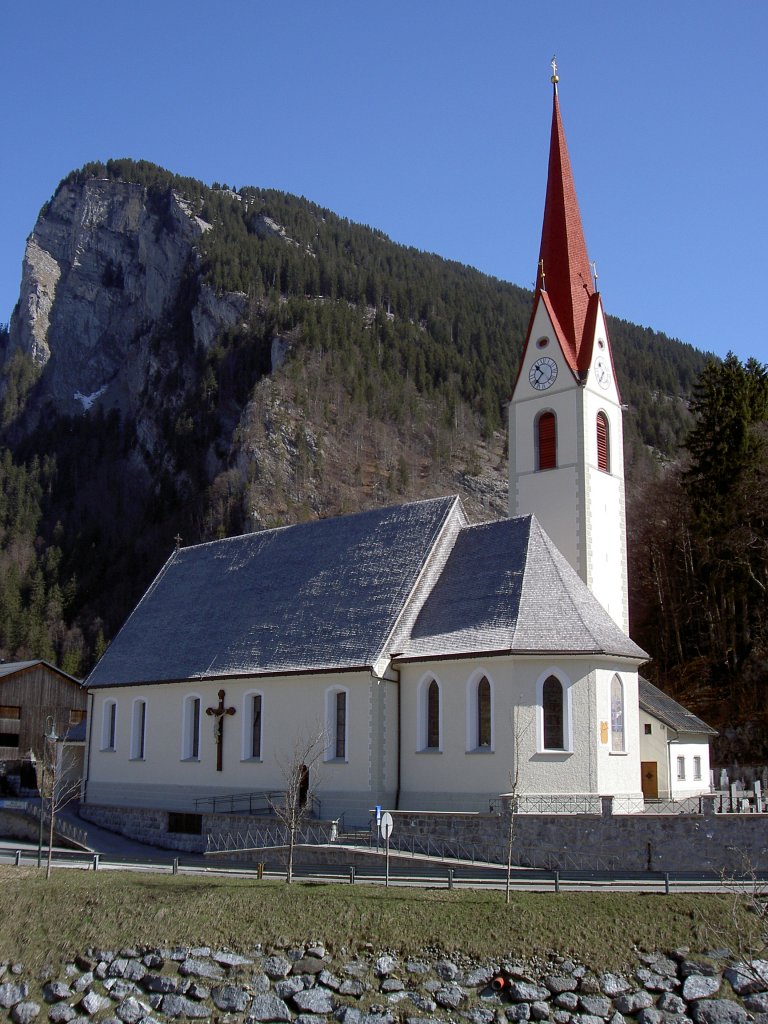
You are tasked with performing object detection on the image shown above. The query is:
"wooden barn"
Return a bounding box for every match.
[0,661,86,786]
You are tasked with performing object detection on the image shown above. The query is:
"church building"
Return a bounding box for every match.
[82,70,669,826]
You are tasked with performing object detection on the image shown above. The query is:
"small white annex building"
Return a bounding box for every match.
[81,70,709,827]
[638,678,716,800]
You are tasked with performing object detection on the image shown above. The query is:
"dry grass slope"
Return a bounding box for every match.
[0,868,756,971]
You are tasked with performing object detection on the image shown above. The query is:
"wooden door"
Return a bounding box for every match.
[641,761,658,799]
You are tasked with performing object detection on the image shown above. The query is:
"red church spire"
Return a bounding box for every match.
[535,62,595,373]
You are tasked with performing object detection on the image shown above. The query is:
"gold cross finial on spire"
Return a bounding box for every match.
[550,56,559,86]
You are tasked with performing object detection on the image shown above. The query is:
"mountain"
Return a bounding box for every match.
[0,159,709,679]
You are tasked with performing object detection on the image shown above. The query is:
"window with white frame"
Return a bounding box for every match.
[101,700,117,751]
[536,410,557,471]
[244,692,263,760]
[537,671,571,752]
[542,676,564,750]
[182,696,201,760]
[677,755,686,780]
[334,690,347,759]
[693,755,702,780]
[418,676,441,751]
[467,674,493,751]
[325,687,348,761]
[130,699,147,760]
[596,412,611,473]
[610,675,625,753]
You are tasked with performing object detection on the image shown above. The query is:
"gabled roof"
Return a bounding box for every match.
[395,515,647,662]
[0,660,82,686]
[87,496,460,687]
[639,677,717,736]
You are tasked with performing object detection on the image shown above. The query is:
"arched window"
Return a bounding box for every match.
[130,699,146,760]
[610,675,625,753]
[427,680,440,749]
[537,411,557,470]
[596,412,610,472]
[477,676,491,748]
[542,676,564,750]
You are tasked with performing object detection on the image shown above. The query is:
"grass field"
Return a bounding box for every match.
[0,866,756,970]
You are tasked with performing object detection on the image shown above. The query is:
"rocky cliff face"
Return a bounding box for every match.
[8,178,245,421]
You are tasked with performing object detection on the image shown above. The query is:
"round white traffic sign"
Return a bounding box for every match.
[380,811,394,840]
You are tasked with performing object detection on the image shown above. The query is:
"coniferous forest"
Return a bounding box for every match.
[0,159,765,757]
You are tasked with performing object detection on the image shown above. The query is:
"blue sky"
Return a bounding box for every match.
[2,2,766,364]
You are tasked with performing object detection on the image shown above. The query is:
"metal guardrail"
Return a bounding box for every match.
[193,790,282,814]
[206,820,339,853]
[194,790,323,818]
[489,794,602,815]
[5,845,765,893]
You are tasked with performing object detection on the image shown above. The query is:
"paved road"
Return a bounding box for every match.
[0,803,758,892]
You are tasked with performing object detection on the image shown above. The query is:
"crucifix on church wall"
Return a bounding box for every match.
[206,689,236,772]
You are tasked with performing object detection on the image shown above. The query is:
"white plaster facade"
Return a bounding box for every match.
[639,707,712,800]
[85,670,398,822]
[397,656,642,812]
[508,296,628,633]
[85,656,644,823]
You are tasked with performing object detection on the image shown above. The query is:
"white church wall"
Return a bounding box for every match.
[509,305,586,579]
[396,656,642,812]
[85,670,388,818]
[593,668,643,798]
[581,363,628,631]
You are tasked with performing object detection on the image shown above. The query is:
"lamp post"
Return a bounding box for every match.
[36,716,58,869]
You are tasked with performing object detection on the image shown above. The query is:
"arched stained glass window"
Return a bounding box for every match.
[611,675,624,752]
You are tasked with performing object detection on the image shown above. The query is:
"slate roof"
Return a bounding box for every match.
[394,515,647,661]
[639,677,717,736]
[87,496,459,687]
[87,496,648,689]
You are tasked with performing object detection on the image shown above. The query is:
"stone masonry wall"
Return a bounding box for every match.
[1,940,767,1024]
[77,801,768,873]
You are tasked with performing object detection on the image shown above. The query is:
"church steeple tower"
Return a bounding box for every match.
[536,62,594,369]
[509,64,629,633]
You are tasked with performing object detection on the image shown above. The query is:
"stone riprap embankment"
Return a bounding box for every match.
[1,944,767,1024]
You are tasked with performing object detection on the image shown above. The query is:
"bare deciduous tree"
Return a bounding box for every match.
[504,701,531,905]
[34,726,81,879]
[268,727,326,884]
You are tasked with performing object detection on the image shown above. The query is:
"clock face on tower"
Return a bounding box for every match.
[529,356,558,391]
[594,356,611,390]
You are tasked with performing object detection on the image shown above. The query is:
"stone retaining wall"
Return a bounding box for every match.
[387,805,768,874]
[76,802,768,873]
[1,940,766,1024]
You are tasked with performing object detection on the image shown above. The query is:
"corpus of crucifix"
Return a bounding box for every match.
[81,67,714,828]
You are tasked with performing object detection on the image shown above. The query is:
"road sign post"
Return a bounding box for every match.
[380,811,393,888]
